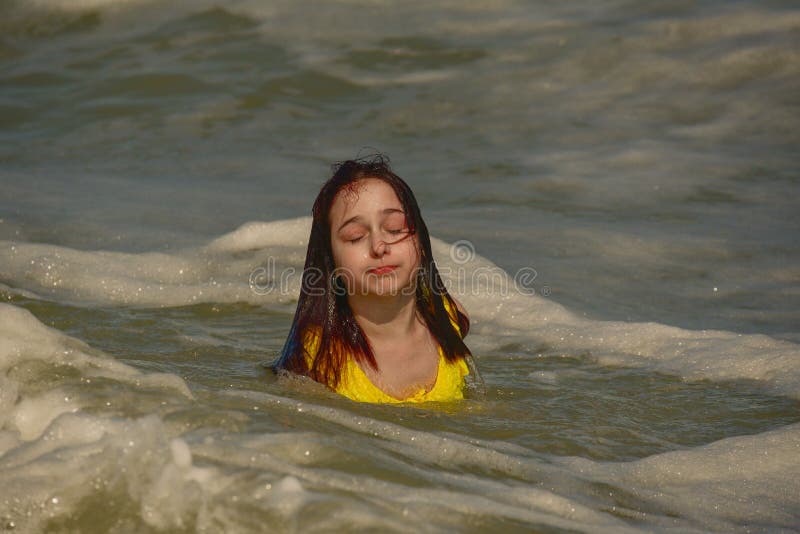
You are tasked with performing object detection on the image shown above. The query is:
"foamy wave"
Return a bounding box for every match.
[0,218,310,307]
[0,304,208,530]
[1,303,797,532]
[562,422,800,531]
[0,412,220,532]
[2,218,799,400]
[220,389,638,533]
[428,238,800,400]
[222,388,800,532]
[0,303,192,441]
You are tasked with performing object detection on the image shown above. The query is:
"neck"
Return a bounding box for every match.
[348,292,418,339]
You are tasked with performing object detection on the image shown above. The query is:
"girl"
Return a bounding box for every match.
[274,155,480,403]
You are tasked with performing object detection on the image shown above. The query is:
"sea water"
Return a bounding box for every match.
[1,0,799,531]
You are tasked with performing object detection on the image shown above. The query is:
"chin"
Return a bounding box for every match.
[361,276,414,297]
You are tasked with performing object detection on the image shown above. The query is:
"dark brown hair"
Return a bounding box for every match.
[274,154,470,389]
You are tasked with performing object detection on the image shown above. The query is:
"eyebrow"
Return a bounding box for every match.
[337,208,405,232]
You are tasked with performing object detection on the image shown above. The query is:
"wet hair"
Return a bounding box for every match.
[274,153,471,390]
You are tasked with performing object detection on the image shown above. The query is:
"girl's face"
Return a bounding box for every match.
[329,178,420,297]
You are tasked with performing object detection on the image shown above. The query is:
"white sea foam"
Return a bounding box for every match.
[0,412,223,532]
[0,305,215,531]
[214,389,638,532]
[429,238,800,401]
[562,423,800,531]
[0,218,309,307]
[0,300,796,532]
[3,218,799,401]
[222,388,800,532]
[0,303,193,445]
[9,389,81,441]
[2,379,794,532]
[0,304,613,531]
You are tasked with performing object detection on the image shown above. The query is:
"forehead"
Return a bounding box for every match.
[330,178,403,222]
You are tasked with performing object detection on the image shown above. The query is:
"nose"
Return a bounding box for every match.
[370,235,388,257]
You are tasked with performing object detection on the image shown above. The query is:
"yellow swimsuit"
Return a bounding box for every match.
[302,300,469,403]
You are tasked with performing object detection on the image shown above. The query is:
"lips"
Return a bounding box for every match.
[368,265,398,275]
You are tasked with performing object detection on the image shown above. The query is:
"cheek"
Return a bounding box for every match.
[399,240,421,269]
[332,242,364,270]
[330,240,347,271]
